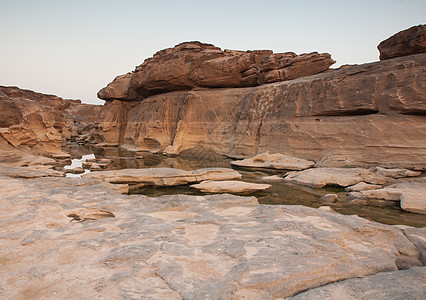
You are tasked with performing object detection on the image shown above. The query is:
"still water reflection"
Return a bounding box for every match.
[63,145,426,228]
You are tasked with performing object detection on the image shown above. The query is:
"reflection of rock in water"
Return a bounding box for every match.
[143,154,162,167]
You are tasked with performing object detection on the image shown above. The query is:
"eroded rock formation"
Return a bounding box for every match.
[95,26,426,168]
[378,24,426,60]
[97,53,426,168]
[0,86,102,154]
[98,41,335,100]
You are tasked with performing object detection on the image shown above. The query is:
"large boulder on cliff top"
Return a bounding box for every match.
[97,73,143,101]
[378,24,426,60]
[98,41,335,99]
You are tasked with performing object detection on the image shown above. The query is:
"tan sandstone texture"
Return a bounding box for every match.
[0,85,102,154]
[97,41,335,100]
[0,174,424,299]
[82,167,242,187]
[96,52,426,168]
[190,180,271,193]
[231,152,315,170]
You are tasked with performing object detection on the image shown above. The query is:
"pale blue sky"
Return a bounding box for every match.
[0,0,424,104]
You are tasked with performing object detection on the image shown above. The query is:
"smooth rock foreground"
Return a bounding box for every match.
[289,266,426,300]
[0,175,424,299]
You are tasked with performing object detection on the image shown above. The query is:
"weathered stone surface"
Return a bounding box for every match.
[231,152,314,170]
[318,205,335,212]
[284,168,387,188]
[321,193,338,203]
[401,193,426,214]
[0,165,64,178]
[67,208,115,222]
[349,181,426,214]
[82,167,241,186]
[130,42,225,97]
[96,99,138,146]
[398,182,426,214]
[97,73,143,101]
[378,24,426,60]
[361,188,405,201]
[190,180,271,193]
[116,41,334,98]
[0,144,56,167]
[289,266,426,300]
[258,52,335,84]
[261,175,284,182]
[65,166,84,174]
[397,226,426,264]
[345,182,383,192]
[0,175,423,299]
[96,53,426,168]
[375,166,421,179]
[189,49,273,88]
[0,85,102,153]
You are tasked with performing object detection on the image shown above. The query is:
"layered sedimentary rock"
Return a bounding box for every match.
[97,53,426,168]
[0,86,102,153]
[98,41,335,100]
[82,167,241,186]
[378,24,426,60]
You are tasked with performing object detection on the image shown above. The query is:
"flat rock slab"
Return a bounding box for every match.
[289,266,426,300]
[232,152,315,170]
[375,166,421,179]
[359,181,426,214]
[190,180,271,193]
[284,167,388,188]
[345,182,383,192]
[0,175,423,299]
[0,165,64,178]
[82,167,241,186]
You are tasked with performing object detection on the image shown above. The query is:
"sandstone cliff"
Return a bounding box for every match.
[97,27,426,168]
[0,86,102,154]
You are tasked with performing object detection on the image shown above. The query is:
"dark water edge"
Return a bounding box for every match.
[62,144,426,228]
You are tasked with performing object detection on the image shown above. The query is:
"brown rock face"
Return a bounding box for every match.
[98,41,335,99]
[96,53,426,168]
[0,86,102,154]
[378,24,426,60]
[97,73,143,101]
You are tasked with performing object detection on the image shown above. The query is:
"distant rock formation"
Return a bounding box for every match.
[378,24,426,60]
[95,25,426,168]
[0,86,102,154]
[98,42,335,100]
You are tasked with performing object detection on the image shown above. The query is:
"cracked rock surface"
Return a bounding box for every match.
[0,175,424,299]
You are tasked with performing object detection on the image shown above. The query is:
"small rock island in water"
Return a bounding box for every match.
[0,25,425,299]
